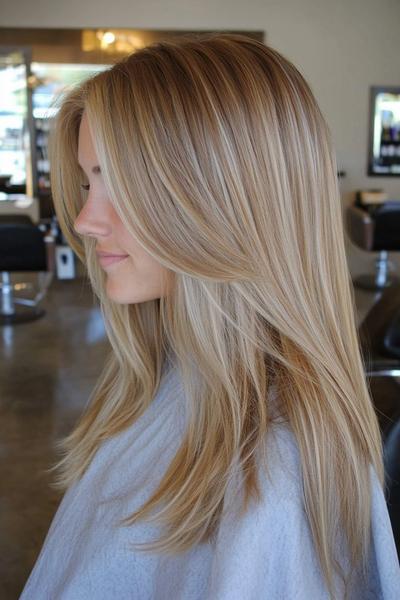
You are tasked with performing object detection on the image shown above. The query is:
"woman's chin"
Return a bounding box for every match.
[105,279,134,304]
[104,280,156,305]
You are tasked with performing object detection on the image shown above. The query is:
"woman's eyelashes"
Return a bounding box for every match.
[80,183,90,191]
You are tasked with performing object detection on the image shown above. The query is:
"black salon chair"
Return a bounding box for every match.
[0,215,55,325]
[347,200,400,290]
[358,282,400,559]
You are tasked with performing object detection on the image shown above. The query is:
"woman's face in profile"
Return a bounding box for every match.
[74,111,170,304]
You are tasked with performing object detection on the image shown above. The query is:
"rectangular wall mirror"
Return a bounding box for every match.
[368,85,400,176]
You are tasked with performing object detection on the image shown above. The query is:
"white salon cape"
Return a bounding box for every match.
[20,362,400,599]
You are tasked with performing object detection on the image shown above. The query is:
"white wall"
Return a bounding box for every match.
[1,0,400,275]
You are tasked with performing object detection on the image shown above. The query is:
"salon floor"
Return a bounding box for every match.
[0,272,396,599]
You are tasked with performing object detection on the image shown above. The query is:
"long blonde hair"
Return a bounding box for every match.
[47,32,384,598]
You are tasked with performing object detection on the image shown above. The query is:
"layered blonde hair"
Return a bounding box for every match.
[47,32,384,599]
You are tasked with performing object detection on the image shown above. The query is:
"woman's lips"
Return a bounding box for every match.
[98,255,129,268]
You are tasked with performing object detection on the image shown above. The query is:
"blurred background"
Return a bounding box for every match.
[0,1,400,598]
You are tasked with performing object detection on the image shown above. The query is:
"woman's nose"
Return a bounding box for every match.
[73,198,112,238]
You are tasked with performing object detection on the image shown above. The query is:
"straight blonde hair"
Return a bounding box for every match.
[47,33,384,599]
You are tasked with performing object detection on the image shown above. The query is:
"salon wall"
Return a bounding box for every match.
[1,0,399,277]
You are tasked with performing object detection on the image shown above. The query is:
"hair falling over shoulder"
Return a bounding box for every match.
[46,32,384,599]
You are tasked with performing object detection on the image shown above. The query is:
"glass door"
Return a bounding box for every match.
[0,46,34,196]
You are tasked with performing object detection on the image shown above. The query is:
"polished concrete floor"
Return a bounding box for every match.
[1,274,110,600]
[0,272,391,599]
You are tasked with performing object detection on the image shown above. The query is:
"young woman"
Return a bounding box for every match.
[20,33,400,599]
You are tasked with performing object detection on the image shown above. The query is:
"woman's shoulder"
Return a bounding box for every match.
[210,423,400,599]
[217,422,305,543]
